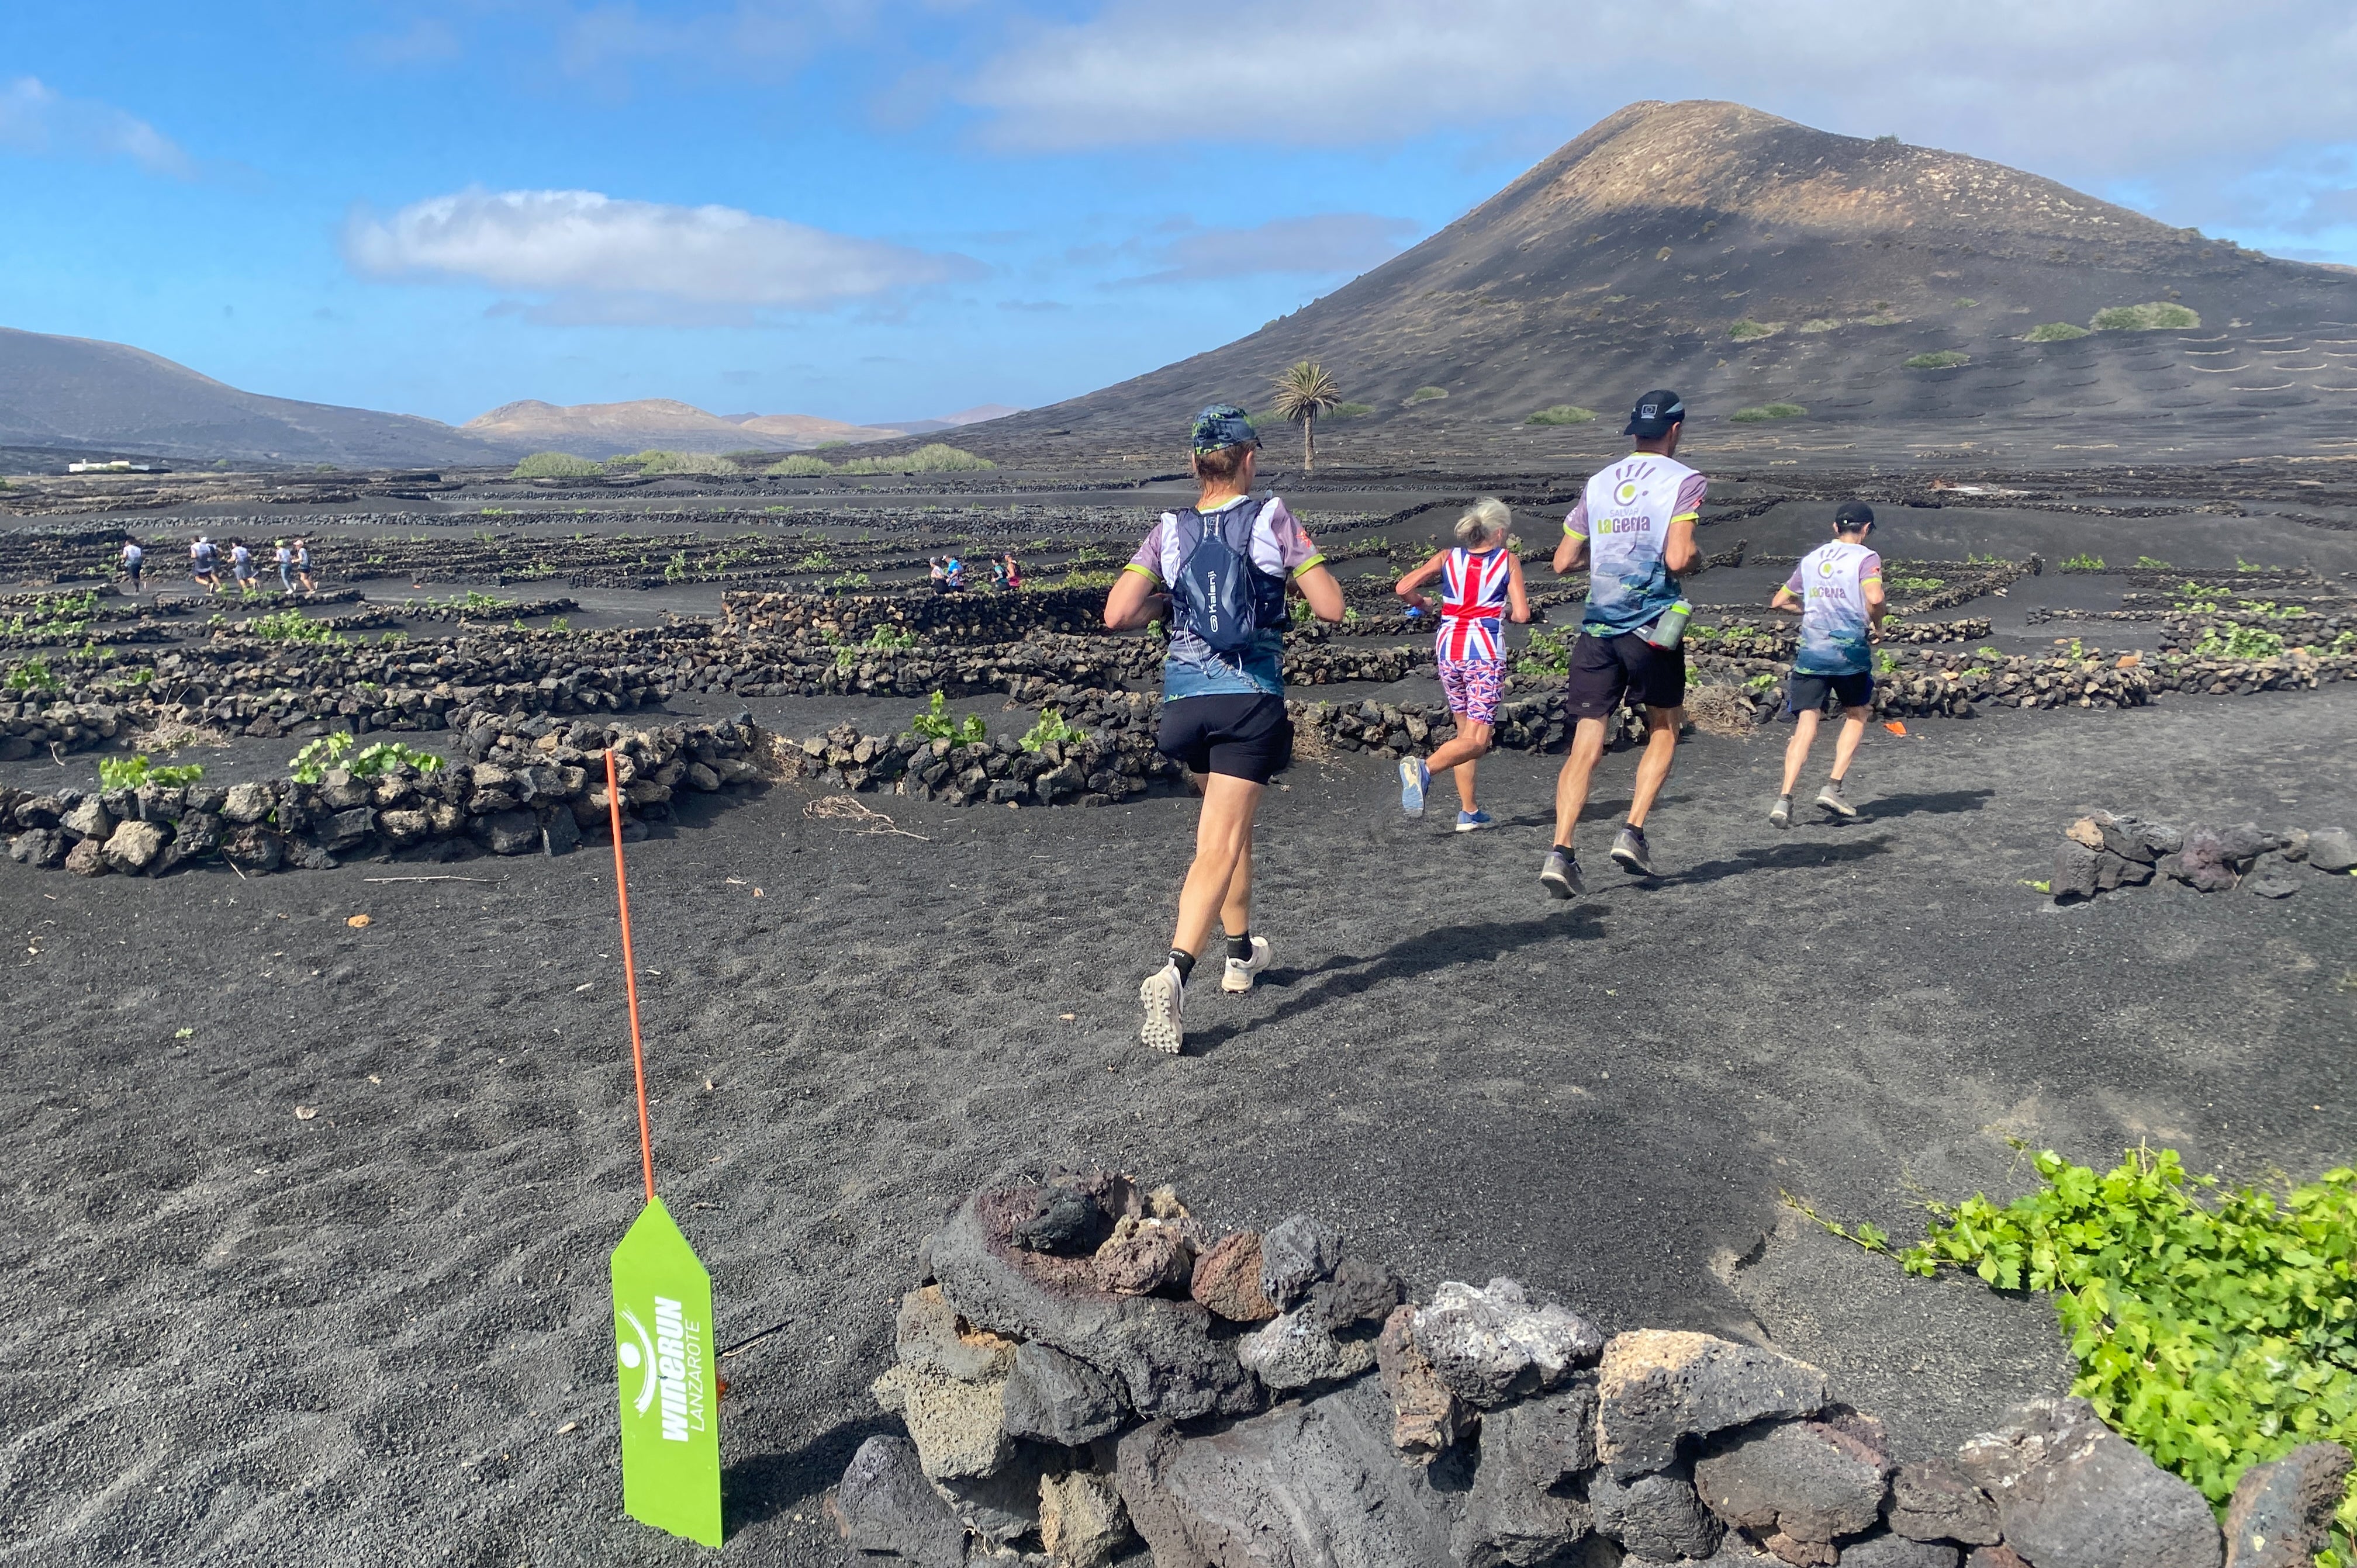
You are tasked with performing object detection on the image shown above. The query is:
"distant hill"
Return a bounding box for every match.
[0,327,510,468]
[463,397,813,456]
[729,411,908,446]
[958,100,2357,463]
[876,403,1024,435]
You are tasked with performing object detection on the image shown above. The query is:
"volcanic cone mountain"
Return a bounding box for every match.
[968,100,2357,466]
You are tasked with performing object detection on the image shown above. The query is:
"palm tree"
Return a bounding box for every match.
[1268,361,1343,472]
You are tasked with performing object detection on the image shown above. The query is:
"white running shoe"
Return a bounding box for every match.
[1221,935,1272,993]
[1139,962,1186,1053]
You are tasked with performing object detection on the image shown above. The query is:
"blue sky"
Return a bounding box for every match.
[8,2,2357,428]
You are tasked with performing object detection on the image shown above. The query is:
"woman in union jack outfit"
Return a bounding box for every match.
[1392,497,1530,830]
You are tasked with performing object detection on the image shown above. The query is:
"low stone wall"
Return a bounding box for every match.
[2,719,766,877]
[2051,811,2356,902]
[831,1168,2348,1568]
[722,587,1114,643]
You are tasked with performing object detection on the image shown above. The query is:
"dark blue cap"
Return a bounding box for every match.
[1191,404,1259,452]
[1623,390,1685,438]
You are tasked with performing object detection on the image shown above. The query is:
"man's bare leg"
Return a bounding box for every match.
[1551,717,1608,847]
[1624,707,1681,828]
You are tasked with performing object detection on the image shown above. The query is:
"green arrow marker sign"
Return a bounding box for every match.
[611,1197,723,1547]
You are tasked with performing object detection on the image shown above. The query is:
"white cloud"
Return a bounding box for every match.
[1118,213,1419,285]
[344,188,979,317]
[959,2,2357,184]
[0,76,192,177]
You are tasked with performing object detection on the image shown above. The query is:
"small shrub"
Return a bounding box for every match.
[1516,628,1574,679]
[1952,297,1979,308]
[829,571,873,591]
[638,451,741,477]
[1874,648,1902,676]
[511,452,604,479]
[835,444,995,476]
[2092,302,2201,332]
[1405,386,1449,405]
[449,589,510,614]
[98,754,204,789]
[289,732,443,784]
[4,657,63,693]
[2134,555,2172,569]
[2193,624,2287,660]
[1526,405,1598,425]
[253,610,347,645]
[2060,553,2106,571]
[1905,351,1971,369]
[768,454,834,477]
[664,552,690,583]
[1329,401,1376,419]
[1728,319,1780,340]
[908,691,986,745]
[1797,317,1843,333]
[2026,321,2091,342]
[1018,708,1087,753]
[1730,402,1808,423]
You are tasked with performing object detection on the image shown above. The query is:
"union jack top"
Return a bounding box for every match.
[1435,546,1512,662]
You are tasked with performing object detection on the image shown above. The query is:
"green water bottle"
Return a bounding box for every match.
[1643,598,1692,650]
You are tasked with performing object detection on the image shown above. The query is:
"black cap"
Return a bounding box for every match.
[1623,390,1685,438]
[1834,501,1875,531]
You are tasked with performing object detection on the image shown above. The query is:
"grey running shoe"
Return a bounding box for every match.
[1816,779,1859,819]
[1540,847,1584,899]
[1139,963,1185,1053]
[1221,935,1271,994]
[1610,823,1656,875]
[1769,794,1792,830]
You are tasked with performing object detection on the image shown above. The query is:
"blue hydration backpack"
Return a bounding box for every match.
[1171,500,1287,657]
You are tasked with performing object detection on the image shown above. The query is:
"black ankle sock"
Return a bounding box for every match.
[1168,949,1195,981]
[1226,931,1254,961]
[1553,844,1576,859]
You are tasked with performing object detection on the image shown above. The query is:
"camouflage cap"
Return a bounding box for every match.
[1190,404,1259,452]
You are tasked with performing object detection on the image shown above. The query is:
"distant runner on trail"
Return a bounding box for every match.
[1393,497,1530,830]
[191,535,220,593]
[1542,390,1708,899]
[1768,501,1885,828]
[119,538,143,593]
[292,538,316,593]
[275,539,295,593]
[1103,404,1344,1053]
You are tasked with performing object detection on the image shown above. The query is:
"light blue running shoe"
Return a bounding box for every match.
[1398,757,1429,818]
[1454,810,1494,833]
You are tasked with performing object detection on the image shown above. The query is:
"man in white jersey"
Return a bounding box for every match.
[1768,501,1885,827]
[1541,390,1706,898]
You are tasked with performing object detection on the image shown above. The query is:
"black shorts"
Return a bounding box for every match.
[1786,670,1875,715]
[1157,693,1292,784]
[1563,631,1685,720]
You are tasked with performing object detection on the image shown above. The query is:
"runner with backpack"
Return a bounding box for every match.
[1102,404,1344,1053]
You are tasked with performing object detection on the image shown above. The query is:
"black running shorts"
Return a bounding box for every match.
[1157,693,1292,784]
[1562,630,1685,720]
[1785,670,1875,715]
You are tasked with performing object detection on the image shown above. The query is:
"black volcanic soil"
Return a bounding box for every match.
[3,680,2352,1566]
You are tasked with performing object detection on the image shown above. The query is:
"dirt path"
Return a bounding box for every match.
[1,690,2352,1565]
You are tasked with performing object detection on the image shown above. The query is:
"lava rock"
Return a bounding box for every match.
[934,1456,1046,1544]
[1965,1548,2031,1568]
[1413,1278,1605,1411]
[2307,826,2356,873]
[2172,828,2239,892]
[222,825,284,873]
[830,1434,967,1568]
[2213,822,2279,864]
[11,795,64,829]
[220,781,272,823]
[1039,1469,1129,1568]
[2223,1441,2354,1568]
[1378,1303,1467,1458]
[1957,1396,2222,1568]
[100,819,167,874]
[1596,1331,1830,1480]
[1589,1464,1723,1560]
[1693,1418,1889,1545]
[2096,814,2158,864]
[1001,1342,1128,1447]
[322,807,374,851]
[1451,1404,1595,1568]
[479,808,541,855]
[63,836,108,876]
[1188,1232,1277,1323]
[1885,1458,2000,1545]
[1235,1308,1377,1392]
[378,808,431,845]
[1093,1219,1193,1296]
[1303,1255,1404,1331]
[930,1184,1257,1420]
[1114,1375,1456,1568]
[870,1359,1012,1480]
[1011,1185,1107,1256]
[1258,1213,1343,1307]
[59,797,113,842]
[9,828,66,868]
[896,1283,1018,1383]
[1839,1532,1961,1568]
[2052,839,2101,900]
[542,803,580,856]
[2244,853,2301,898]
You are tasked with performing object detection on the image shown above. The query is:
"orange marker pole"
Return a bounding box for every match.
[606,748,658,1204]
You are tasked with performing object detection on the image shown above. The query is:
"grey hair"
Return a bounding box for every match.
[1454,496,1511,548]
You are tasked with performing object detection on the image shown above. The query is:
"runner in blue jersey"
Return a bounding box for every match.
[1769,501,1885,827]
[1103,405,1343,1052]
[1540,390,1708,898]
